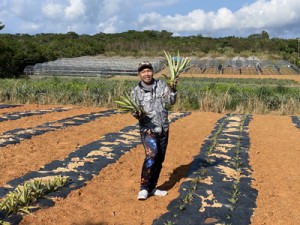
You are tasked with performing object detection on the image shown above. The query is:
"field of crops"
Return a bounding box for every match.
[2,73,300,115]
[0,100,299,225]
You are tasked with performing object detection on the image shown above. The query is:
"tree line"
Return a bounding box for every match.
[0,23,299,78]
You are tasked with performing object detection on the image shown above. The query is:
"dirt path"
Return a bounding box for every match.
[0,105,299,225]
[249,115,300,225]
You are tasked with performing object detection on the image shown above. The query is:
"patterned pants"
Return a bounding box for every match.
[140,130,169,192]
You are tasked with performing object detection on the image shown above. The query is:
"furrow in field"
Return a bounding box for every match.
[0,105,110,134]
[18,111,223,225]
[0,104,20,109]
[0,112,136,187]
[0,104,69,114]
[249,115,300,225]
[0,109,119,148]
[0,107,72,123]
[291,115,300,129]
[153,114,257,225]
[0,112,191,224]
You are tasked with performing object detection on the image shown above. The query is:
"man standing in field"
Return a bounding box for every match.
[131,61,177,200]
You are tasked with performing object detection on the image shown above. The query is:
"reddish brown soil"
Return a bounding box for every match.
[0,104,299,225]
[249,115,300,225]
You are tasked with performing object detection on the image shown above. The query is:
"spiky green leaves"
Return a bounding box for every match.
[114,93,146,119]
[0,176,68,218]
[162,50,191,89]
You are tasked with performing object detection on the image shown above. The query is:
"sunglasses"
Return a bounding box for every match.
[138,61,153,72]
[139,61,151,66]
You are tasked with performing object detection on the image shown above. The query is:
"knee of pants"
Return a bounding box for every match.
[144,157,155,168]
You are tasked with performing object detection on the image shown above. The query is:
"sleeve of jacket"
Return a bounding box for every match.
[130,88,137,103]
[130,88,140,119]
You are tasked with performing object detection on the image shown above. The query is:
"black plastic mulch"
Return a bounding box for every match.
[153,114,257,225]
[0,107,72,122]
[291,116,300,129]
[0,112,191,224]
[0,104,20,109]
[0,109,119,148]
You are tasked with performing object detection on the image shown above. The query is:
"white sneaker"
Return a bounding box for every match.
[137,189,148,200]
[150,189,168,197]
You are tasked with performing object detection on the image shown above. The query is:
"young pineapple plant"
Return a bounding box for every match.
[114,93,146,118]
[162,50,191,89]
[0,176,68,220]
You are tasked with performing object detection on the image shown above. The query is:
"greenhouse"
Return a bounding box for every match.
[223,57,246,74]
[245,56,262,75]
[260,61,280,75]
[24,55,299,77]
[275,60,299,75]
[25,56,166,77]
[188,57,221,74]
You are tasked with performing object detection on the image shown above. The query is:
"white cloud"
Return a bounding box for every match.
[9,0,28,17]
[8,0,41,20]
[137,0,300,37]
[97,16,119,33]
[42,2,64,19]
[138,10,208,32]
[100,0,122,17]
[142,0,178,8]
[20,22,41,32]
[64,0,86,20]
[0,0,299,37]
[211,8,235,30]
[236,0,300,28]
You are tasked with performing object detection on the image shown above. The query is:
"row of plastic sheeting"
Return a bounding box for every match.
[24,56,299,76]
[189,56,299,75]
[24,56,166,77]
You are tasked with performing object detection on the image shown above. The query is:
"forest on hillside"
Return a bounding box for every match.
[0,22,299,78]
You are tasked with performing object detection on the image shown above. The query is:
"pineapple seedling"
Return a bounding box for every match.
[0,176,68,219]
[0,220,10,225]
[114,93,146,118]
[162,50,191,89]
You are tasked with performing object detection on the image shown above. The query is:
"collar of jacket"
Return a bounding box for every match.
[138,78,157,92]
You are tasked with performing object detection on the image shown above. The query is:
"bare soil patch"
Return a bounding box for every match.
[249,115,300,225]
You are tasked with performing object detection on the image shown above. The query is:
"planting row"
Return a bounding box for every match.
[0,109,119,148]
[0,111,191,224]
[0,105,20,109]
[153,114,257,225]
[0,107,72,123]
[1,105,299,225]
[291,116,300,130]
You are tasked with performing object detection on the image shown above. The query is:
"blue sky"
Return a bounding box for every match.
[0,0,299,38]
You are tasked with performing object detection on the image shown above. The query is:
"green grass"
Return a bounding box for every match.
[1,76,300,115]
[179,77,299,86]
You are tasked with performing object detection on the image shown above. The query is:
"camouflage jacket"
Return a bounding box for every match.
[131,79,177,133]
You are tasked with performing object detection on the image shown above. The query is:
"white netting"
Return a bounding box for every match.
[24,56,299,76]
[27,56,166,77]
